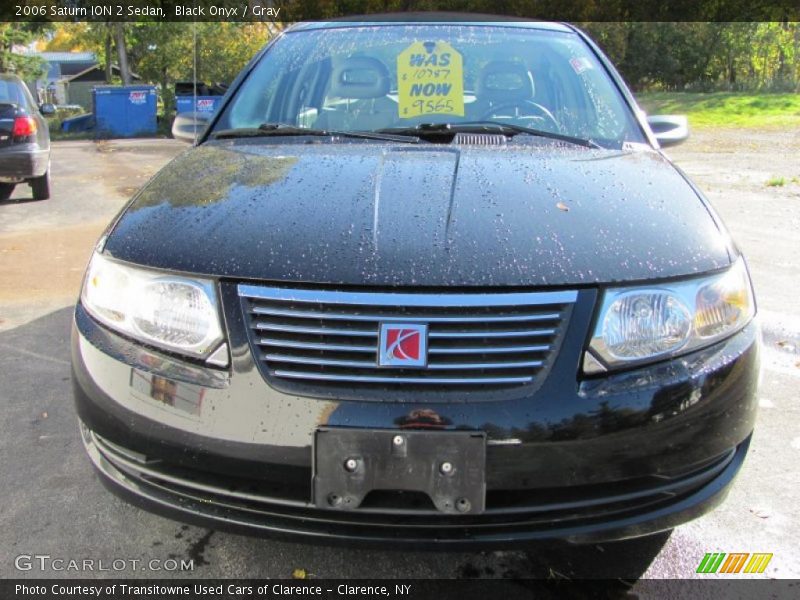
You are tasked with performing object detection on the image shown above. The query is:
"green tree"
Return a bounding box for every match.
[41,22,275,113]
[125,22,273,114]
[36,17,800,96]
[0,23,49,79]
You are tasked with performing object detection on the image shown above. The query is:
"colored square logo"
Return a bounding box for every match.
[378,323,428,367]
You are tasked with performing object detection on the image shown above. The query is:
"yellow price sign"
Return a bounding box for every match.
[397,41,464,119]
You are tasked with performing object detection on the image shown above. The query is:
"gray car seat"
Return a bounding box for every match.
[472,61,534,117]
[315,57,394,131]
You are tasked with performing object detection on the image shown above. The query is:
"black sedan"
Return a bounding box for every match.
[0,73,54,201]
[71,20,759,547]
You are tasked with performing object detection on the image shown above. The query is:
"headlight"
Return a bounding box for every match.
[81,252,225,359]
[584,258,755,373]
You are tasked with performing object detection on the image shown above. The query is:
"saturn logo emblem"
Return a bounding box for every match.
[378,323,428,367]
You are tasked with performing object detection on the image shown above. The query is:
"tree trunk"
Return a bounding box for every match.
[777,21,792,89]
[728,51,736,87]
[0,32,9,72]
[114,23,132,85]
[794,23,800,91]
[104,28,112,82]
[161,65,172,116]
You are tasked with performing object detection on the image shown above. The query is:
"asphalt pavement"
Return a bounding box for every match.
[0,131,798,584]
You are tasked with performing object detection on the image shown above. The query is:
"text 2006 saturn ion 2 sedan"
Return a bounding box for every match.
[72,19,759,547]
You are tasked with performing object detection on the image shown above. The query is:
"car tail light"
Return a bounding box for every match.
[12,116,37,137]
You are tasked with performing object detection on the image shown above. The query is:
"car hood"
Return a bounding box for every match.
[104,139,731,287]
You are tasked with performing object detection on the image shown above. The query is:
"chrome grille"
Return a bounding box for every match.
[238,285,576,393]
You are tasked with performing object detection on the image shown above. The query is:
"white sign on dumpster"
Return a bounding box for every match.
[197,99,215,111]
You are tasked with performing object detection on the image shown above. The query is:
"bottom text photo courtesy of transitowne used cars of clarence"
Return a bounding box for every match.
[13,583,413,597]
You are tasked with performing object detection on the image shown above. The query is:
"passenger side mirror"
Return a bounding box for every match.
[172,111,211,144]
[647,115,689,148]
[39,103,56,116]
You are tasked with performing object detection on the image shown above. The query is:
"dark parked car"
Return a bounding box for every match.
[0,73,54,200]
[72,19,759,547]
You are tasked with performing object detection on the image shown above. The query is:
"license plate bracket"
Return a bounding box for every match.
[313,428,486,515]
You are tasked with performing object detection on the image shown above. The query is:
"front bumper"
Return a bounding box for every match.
[71,299,760,547]
[81,423,750,546]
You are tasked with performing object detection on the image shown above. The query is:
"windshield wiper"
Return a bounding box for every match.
[376,122,601,149]
[212,123,419,143]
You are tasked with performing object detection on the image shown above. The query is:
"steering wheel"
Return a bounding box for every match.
[481,100,560,131]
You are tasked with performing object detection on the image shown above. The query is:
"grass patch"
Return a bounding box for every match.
[46,107,94,141]
[636,92,800,129]
[766,176,786,187]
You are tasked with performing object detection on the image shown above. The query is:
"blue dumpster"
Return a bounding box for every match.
[175,95,222,115]
[93,85,157,138]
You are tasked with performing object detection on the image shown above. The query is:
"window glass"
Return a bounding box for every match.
[216,24,643,147]
[0,80,25,105]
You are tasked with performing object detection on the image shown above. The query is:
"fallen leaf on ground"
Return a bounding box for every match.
[292,568,307,579]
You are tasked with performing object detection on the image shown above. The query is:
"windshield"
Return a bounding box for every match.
[214,24,644,148]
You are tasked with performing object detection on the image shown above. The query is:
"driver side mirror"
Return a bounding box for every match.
[647,115,689,148]
[39,103,56,116]
[172,111,211,144]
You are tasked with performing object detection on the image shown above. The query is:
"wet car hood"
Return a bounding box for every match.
[104,139,731,287]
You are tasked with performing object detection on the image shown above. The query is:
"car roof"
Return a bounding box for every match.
[0,73,24,82]
[289,15,574,34]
